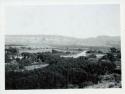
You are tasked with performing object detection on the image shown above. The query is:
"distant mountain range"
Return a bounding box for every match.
[5,35,121,48]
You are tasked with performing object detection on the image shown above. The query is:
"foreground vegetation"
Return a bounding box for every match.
[5,47,121,89]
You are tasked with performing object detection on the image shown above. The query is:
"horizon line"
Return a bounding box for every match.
[5,34,120,39]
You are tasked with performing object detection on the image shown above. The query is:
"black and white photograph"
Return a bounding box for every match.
[5,4,122,90]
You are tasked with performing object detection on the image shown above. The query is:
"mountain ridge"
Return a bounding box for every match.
[5,35,120,48]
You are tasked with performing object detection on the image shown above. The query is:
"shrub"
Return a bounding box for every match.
[5,63,19,72]
[98,60,116,74]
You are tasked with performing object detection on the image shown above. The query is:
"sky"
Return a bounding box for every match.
[5,4,120,38]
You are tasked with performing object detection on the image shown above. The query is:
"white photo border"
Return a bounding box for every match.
[0,0,125,94]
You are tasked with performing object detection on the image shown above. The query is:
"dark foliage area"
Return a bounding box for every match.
[5,47,121,89]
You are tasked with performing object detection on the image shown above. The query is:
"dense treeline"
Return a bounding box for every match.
[5,56,116,89]
[5,47,121,89]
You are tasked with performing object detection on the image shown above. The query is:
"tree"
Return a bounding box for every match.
[7,47,19,55]
[110,47,118,53]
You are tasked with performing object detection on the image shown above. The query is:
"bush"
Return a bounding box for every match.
[68,68,88,84]
[98,60,116,74]
[5,63,19,72]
